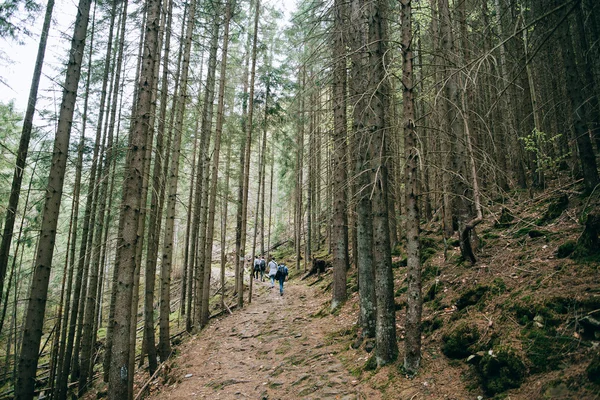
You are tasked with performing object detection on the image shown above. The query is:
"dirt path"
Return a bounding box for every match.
[146,278,381,400]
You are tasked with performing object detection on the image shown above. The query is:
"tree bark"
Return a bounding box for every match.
[108,0,162,394]
[401,0,422,376]
[15,0,92,396]
[330,0,349,311]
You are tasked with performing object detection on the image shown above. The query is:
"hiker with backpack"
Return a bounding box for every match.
[259,255,266,281]
[275,263,289,296]
[267,256,278,288]
[253,256,260,280]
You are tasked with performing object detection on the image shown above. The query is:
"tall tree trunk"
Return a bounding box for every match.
[14,0,92,395]
[78,0,120,391]
[220,140,232,310]
[239,0,260,307]
[144,0,174,370]
[368,0,397,367]
[192,6,219,331]
[160,0,198,354]
[108,0,162,394]
[401,0,422,376]
[202,0,233,327]
[560,4,599,191]
[56,8,97,396]
[330,0,349,311]
[350,0,376,341]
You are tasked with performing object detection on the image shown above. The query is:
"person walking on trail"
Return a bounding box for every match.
[275,263,289,296]
[253,256,260,280]
[259,255,266,281]
[268,257,278,288]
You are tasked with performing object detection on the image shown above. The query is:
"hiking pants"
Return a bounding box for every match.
[279,279,284,295]
[270,275,275,287]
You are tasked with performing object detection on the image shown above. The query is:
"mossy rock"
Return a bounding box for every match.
[442,323,480,359]
[422,317,443,333]
[456,285,489,310]
[364,354,378,371]
[587,353,600,385]
[511,301,560,327]
[476,349,526,396]
[538,194,569,224]
[556,240,576,258]
[522,328,563,373]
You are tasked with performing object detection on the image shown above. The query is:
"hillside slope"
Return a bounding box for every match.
[140,184,599,400]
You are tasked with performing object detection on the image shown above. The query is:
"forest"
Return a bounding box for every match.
[0,0,599,398]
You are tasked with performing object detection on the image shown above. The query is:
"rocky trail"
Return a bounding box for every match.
[146,277,381,400]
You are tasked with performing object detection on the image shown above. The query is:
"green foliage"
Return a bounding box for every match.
[0,0,40,40]
[442,323,480,359]
[475,349,526,396]
[520,129,570,176]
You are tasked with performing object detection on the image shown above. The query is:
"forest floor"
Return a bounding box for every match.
[134,179,600,400]
[144,277,382,400]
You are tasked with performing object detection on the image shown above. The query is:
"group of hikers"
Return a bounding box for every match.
[253,255,288,296]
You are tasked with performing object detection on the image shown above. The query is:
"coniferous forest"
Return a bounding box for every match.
[0,0,599,398]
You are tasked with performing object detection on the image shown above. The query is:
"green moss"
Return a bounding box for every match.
[442,323,480,359]
[422,317,443,334]
[491,278,507,295]
[423,281,443,303]
[556,240,576,258]
[476,349,526,396]
[364,355,378,371]
[395,286,408,296]
[421,247,438,263]
[511,301,559,327]
[495,207,515,228]
[521,328,575,373]
[538,194,569,224]
[587,354,600,385]
[391,245,403,257]
[482,232,500,240]
[420,236,438,250]
[456,285,489,310]
[392,257,407,268]
[422,265,441,281]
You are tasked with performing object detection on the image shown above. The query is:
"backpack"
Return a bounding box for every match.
[276,264,288,281]
[260,259,266,271]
